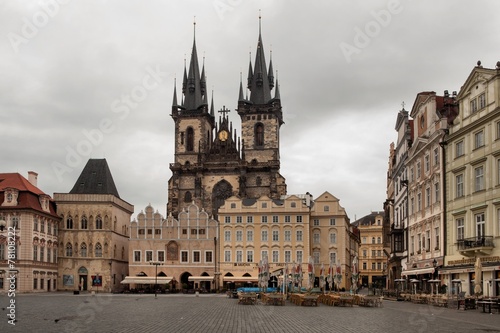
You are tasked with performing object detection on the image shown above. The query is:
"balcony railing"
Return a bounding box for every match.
[457,236,494,255]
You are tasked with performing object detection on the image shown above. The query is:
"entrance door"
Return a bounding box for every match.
[79,275,88,291]
[47,279,51,291]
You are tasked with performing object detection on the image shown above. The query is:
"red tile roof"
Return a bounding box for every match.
[0,173,59,218]
[0,173,44,195]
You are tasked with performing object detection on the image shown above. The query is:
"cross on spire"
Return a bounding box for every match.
[401,101,406,110]
[218,105,230,116]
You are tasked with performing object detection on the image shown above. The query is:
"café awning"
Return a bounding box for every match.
[223,276,258,282]
[188,276,214,282]
[401,267,435,276]
[120,276,172,284]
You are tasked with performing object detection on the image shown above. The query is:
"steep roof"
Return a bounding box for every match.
[0,173,44,194]
[69,159,120,198]
[351,211,385,227]
[246,17,275,105]
[0,173,59,217]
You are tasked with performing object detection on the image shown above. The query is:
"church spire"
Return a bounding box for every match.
[274,72,280,101]
[183,20,205,110]
[210,90,215,116]
[268,49,274,89]
[172,77,179,111]
[246,52,253,90]
[247,13,273,105]
[238,72,245,102]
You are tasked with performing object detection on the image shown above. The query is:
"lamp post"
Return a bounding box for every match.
[150,261,161,298]
[172,277,176,292]
[432,258,438,279]
[95,273,100,294]
[109,261,112,293]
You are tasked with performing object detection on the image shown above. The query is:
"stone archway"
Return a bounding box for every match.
[180,272,193,291]
[77,266,88,291]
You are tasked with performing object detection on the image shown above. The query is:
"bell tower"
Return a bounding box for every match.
[169,22,215,216]
[236,16,286,199]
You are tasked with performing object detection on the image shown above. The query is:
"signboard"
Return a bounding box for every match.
[91,275,102,287]
[63,275,74,286]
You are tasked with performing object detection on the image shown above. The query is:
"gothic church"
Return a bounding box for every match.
[167,20,287,218]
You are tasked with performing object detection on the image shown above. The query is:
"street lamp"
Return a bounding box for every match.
[149,261,162,298]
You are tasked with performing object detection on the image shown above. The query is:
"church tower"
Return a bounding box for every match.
[236,17,286,200]
[168,19,286,219]
[169,22,215,217]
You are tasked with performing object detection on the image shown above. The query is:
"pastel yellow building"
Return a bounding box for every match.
[353,212,386,288]
[217,191,357,290]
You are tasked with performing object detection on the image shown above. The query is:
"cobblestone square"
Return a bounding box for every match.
[1,293,500,333]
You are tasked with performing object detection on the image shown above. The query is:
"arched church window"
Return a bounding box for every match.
[186,127,194,151]
[184,191,192,203]
[255,123,264,147]
[65,243,73,257]
[212,180,233,217]
[80,243,87,257]
[81,216,88,229]
[66,216,73,229]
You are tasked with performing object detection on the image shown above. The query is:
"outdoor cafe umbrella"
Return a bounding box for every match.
[410,279,419,294]
[428,279,440,295]
[474,257,482,295]
[307,256,315,291]
[319,263,326,292]
[327,261,333,292]
[351,255,360,292]
[258,260,262,289]
[297,261,303,290]
[335,261,343,291]
[284,262,289,294]
[394,278,406,294]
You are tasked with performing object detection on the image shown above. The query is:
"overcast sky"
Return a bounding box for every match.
[2,0,500,221]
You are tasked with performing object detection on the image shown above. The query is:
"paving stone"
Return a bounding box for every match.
[0,293,499,333]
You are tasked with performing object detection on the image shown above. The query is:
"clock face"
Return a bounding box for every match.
[219,130,228,141]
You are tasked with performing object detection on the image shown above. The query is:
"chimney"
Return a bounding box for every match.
[28,171,38,187]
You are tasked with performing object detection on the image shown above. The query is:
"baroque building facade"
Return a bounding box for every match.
[54,159,133,293]
[402,92,446,290]
[126,203,218,291]
[0,172,60,293]
[217,191,357,291]
[387,107,412,284]
[441,62,500,297]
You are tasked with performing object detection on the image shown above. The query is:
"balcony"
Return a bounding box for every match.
[457,236,494,256]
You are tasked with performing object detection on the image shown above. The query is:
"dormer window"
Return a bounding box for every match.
[39,195,50,213]
[2,188,19,206]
